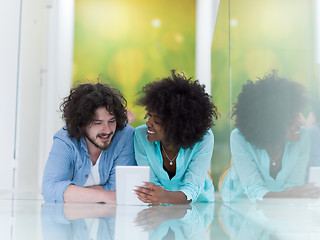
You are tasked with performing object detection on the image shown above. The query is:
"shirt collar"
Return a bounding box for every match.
[80,135,89,153]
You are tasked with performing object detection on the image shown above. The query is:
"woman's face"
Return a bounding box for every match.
[286,114,302,142]
[145,111,166,142]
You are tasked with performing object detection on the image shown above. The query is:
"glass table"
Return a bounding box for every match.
[1,192,319,239]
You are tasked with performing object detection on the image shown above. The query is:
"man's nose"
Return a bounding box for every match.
[101,122,111,133]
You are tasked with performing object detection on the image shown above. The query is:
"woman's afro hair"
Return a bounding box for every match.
[137,70,219,149]
[233,71,306,149]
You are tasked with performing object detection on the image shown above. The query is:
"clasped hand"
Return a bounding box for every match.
[134,182,167,205]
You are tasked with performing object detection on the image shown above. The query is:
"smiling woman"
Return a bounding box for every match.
[144,112,166,143]
[133,70,219,205]
[220,71,320,202]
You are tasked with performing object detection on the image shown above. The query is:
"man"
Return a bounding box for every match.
[42,83,136,203]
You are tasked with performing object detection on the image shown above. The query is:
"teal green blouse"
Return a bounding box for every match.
[221,128,310,203]
[134,125,215,203]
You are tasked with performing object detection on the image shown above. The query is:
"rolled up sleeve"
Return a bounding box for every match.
[178,131,214,203]
[230,129,269,202]
[42,138,75,202]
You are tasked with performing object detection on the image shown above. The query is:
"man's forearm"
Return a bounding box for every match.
[63,185,116,203]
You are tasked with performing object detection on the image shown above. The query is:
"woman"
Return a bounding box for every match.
[220,71,320,202]
[134,70,219,204]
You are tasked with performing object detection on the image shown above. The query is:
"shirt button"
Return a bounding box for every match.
[85,175,88,178]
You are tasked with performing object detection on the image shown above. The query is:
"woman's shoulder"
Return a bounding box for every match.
[189,129,214,152]
[230,128,241,136]
[134,125,148,141]
[135,125,147,134]
[230,128,246,141]
[229,128,253,151]
[201,129,214,142]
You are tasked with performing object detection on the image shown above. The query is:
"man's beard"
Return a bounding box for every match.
[85,132,113,150]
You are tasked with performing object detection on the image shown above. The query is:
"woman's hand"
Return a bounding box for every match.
[134,182,192,205]
[265,183,320,198]
[134,205,191,231]
[134,182,167,205]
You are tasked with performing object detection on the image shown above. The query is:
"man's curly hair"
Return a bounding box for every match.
[137,70,219,149]
[60,83,128,140]
[233,71,306,149]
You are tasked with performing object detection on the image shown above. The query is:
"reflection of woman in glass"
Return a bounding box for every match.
[134,204,214,240]
[220,71,320,202]
[219,204,270,240]
[309,103,320,167]
[134,70,219,204]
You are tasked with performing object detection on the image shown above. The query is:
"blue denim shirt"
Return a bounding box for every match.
[42,125,136,202]
[41,202,115,239]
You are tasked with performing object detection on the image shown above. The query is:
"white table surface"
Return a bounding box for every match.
[0,192,319,240]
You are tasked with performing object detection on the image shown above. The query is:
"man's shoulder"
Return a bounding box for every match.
[123,124,134,133]
[53,126,80,145]
[54,126,70,139]
[116,124,134,137]
[111,124,135,146]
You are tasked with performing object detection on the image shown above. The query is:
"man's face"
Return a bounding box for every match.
[85,107,117,151]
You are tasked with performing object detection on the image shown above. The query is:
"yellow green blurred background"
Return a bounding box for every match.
[74,0,318,189]
[73,0,196,128]
[210,0,318,186]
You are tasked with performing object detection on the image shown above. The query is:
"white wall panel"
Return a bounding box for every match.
[14,0,46,192]
[0,1,21,190]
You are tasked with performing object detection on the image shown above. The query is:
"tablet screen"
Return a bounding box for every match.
[116,166,150,205]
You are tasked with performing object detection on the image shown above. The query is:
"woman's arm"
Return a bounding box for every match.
[264,183,320,199]
[176,130,214,203]
[228,129,269,202]
[134,204,191,231]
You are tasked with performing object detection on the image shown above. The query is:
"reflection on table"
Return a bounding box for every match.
[219,198,320,239]
[41,202,214,240]
[2,193,320,240]
[41,202,116,240]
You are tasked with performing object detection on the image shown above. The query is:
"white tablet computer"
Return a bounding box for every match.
[116,166,150,205]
